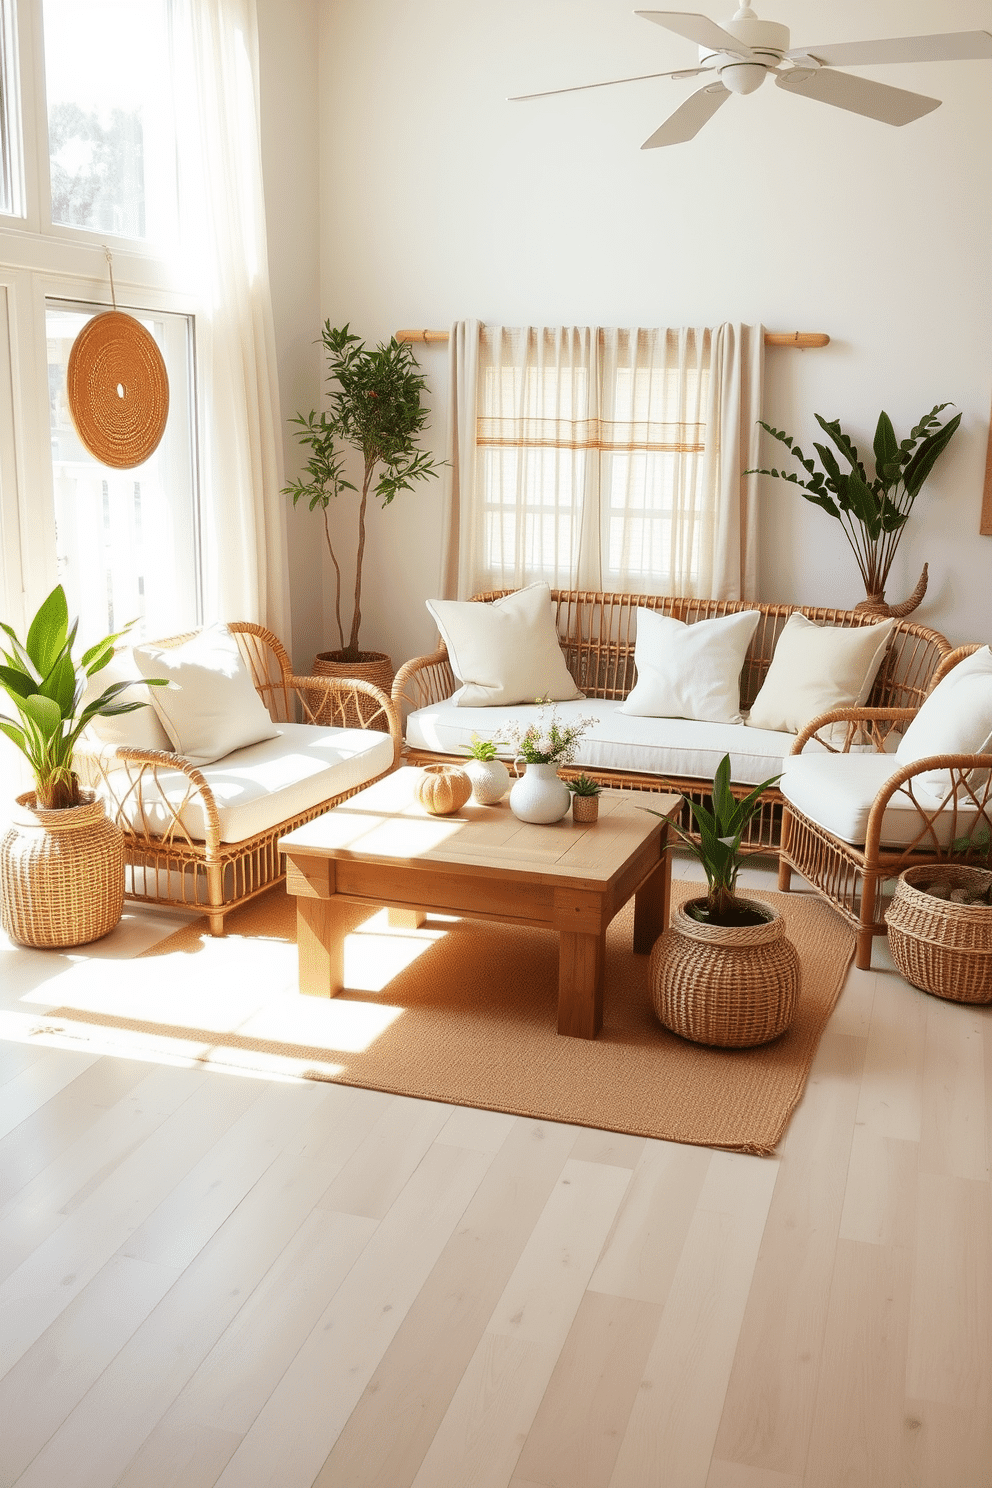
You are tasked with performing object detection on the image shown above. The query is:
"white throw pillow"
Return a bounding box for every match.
[426,583,582,707]
[620,608,760,725]
[747,613,895,735]
[133,622,278,765]
[81,648,173,752]
[895,645,992,799]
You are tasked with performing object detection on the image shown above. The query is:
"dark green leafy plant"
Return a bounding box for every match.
[748,404,961,604]
[0,585,163,810]
[567,773,601,797]
[283,324,442,662]
[643,754,780,924]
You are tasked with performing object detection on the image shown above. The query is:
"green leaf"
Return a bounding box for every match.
[814,414,864,478]
[20,691,62,736]
[903,411,961,498]
[872,411,898,474]
[844,468,882,537]
[25,586,70,674]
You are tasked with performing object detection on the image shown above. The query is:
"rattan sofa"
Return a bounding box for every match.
[393,590,952,849]
[79,623,401,935]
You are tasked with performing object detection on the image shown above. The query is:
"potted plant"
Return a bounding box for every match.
[748,403,961,616]
[644,754,801,1046]
[283,323,442,716]
[504,701,597,824]
[463,735,511,805]
[567,773,601,824]
[0,585,162,947]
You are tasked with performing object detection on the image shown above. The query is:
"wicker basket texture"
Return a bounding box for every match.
[571,795,599,825]
[310,651,394,731]
[885,864,992,1003]
[1,791,125,948]
[650,898,801,1047]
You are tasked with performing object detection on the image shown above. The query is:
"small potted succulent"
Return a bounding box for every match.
[463,735,511,805]
[567,773,602,824]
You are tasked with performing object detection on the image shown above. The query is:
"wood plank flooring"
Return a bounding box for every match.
[0,859,989,1487]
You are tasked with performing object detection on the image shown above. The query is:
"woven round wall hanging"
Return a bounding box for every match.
[66,310,170,469]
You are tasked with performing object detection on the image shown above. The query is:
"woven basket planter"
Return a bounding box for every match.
[885,864,992,1003]
[1,790,125,948]
[308,650,394,731]
[650,897,801,1047]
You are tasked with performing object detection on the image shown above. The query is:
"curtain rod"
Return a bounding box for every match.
[396,328,830,349]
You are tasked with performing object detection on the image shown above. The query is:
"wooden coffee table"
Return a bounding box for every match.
[279,768,680,1039]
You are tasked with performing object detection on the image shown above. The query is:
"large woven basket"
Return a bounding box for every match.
[885,864,992,1003]
[650,897,801,1047]
[0,790,125,948]
[308,650,394,731]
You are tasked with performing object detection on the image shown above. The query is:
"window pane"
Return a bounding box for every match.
[47,302,199,644]
[0,0,20,216]
[43,0,174,240]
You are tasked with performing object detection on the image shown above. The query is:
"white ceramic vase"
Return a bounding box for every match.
[508,762,571,824]
[465,756,511,805]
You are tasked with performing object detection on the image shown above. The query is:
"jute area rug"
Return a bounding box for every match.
[70,879,854,1156]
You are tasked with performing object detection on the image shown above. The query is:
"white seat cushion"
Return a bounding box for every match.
[780,752,980,849]
[107,722,394,844]
[406,696,803,788]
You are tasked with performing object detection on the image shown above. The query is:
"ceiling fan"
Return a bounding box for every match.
[509,5,992,148]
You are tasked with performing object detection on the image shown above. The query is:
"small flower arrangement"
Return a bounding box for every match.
[567,773,601,797]
[506,698,597,767]
[467,735,502,761]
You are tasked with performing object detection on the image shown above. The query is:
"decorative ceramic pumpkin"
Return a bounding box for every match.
[416,764,473,816]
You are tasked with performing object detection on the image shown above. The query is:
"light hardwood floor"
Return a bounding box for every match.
[0,857,989,1488]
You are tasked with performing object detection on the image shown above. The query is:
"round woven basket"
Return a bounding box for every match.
[885,864,992,1003]
[308,651,394,731]
[650,897,801,1047]
[0,790,125,948]
[66,311,170,469]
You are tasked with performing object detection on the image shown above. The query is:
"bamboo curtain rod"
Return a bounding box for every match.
[397,328,830,349]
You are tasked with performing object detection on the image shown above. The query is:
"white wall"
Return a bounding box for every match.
[256,0,324,670]
[308,0,992,665]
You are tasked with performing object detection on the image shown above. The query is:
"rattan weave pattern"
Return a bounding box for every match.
[649,898,801,1047]
[0,791,124,948]
[886,864,992,1003]
[66,311,170,469]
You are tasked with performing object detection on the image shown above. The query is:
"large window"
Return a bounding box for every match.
[47,301,198,642]
[0,0,199,639]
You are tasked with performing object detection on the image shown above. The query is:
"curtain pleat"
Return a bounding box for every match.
[444,321,764,601]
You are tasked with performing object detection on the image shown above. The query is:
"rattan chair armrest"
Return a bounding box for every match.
[862,752,992,868]
[288,674,402,767]
[83,745,224,853]
[791,707,919,755]
[392,648,457,713]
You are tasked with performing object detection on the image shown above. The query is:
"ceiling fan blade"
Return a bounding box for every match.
[787,30,992,68]
[509,66,711,102]
[776,67,940,125]
[641,83,730,148]
[636,11,754,60]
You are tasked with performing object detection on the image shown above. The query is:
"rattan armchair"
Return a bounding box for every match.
[777,646,992,971]
[78,623,401,935]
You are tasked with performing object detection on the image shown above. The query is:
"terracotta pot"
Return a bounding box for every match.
[649,896,800,1047]
[308,650,394,730]
[0,790,124,948]
[416,764,473,816]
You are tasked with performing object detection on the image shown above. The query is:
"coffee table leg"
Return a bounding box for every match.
[633,829,672,954]
[558,930,605,1038]
[296,897,345,998]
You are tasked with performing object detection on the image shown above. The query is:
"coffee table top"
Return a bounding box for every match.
[280,767,680,890]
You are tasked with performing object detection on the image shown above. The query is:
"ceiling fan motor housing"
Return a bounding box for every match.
[701,9,790,93]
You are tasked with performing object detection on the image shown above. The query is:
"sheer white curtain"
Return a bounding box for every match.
[171,0,291,638]
[443,321,763,601]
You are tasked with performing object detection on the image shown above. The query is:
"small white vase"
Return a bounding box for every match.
[465,756,511,805]
[508,762,571,824]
